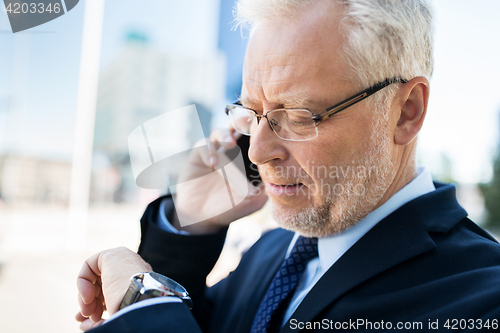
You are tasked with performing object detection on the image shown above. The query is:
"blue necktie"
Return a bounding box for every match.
[250,236,319,333]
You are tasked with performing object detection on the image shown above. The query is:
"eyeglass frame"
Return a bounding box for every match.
[225,77,408,140]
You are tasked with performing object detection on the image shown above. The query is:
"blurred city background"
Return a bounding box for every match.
[1,0,500,332]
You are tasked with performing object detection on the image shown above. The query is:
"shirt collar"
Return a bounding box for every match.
[288,166,435,273]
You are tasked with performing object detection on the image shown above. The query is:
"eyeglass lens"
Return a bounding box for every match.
[229,107,318,141]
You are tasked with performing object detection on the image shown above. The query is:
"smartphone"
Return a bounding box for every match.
[224,135,261,185]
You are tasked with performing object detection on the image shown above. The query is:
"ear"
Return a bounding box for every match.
[394,76,430,146]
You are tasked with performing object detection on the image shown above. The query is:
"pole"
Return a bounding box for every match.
[67,0,106,250]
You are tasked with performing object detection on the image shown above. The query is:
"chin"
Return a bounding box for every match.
[269,182,384,237]
[269,200,338,237]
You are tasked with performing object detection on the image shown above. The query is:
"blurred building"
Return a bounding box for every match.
[217,0,248,101]
[0,154,71,205]
[0,95,9,154]
[92,32,225,202]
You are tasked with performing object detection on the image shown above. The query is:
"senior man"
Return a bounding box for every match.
[77,0,500,332]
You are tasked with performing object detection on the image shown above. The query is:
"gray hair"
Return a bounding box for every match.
[234,0,434,90]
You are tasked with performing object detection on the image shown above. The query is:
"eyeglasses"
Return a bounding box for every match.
[225,77,407,141]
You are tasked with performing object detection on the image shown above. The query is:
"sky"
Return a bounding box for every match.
[419,0,500,183]
[0,0,499,184]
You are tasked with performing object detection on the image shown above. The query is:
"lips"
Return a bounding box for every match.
[265,182,306,196]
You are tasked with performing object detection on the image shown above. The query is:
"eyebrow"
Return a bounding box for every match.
[281,96,316,107]
[236,95,253,106]
[237,95,317,109]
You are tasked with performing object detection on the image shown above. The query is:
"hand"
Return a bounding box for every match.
[171,128,268,234]
[76,247,152,331]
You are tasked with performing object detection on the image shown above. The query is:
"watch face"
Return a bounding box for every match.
[147,272,187,295]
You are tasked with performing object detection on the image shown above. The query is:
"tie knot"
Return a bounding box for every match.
[289,236,318,262]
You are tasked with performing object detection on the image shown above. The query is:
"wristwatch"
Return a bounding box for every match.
[119,272,193,310]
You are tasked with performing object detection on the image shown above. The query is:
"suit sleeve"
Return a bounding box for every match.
[137,196,228,331]
[88,302,203,333]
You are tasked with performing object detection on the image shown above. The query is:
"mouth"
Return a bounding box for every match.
[265,182,306,196]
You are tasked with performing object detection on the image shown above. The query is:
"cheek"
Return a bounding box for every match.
[312,135,357,165]
[300,135,372,182]
[292,116,374,176]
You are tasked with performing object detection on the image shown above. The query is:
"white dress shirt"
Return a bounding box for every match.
[107,167,435,326]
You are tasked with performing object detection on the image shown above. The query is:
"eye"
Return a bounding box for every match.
[286,112,314,126]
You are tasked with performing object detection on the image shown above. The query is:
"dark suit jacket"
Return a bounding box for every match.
[90,183,500,332]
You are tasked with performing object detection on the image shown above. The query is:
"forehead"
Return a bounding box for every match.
[241,1,350,106]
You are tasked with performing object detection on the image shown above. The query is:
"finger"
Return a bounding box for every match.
[78,293,97,318]
[80,318,105,332]
[207,131,242,167]
[197,130,242,168]
[205,140,217,171]
[210,129,241,151]
[76,311,87,323]
[79,253,101,280]
[200,140,226,169]
[90,299,104,323]
[191,138,216,168]
[210,128,230,142]
[77,253,101,304]
[77,277,97,305]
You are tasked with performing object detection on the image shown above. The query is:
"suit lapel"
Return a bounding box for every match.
[279,202,437,332]
[226,230,295,333]
[246,230,295,315]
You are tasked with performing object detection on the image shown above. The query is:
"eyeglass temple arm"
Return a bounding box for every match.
[312,78,408,121]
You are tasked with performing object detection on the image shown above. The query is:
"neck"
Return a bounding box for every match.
[376,141,418,210]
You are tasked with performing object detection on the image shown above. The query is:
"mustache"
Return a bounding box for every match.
[258,168,309,185]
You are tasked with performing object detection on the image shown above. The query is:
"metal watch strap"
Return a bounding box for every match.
[119,276,144,310]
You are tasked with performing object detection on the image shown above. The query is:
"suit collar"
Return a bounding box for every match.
[279,183,467,332]
[411,182,468,233]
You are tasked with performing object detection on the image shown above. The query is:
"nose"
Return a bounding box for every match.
[248,112,288,166]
